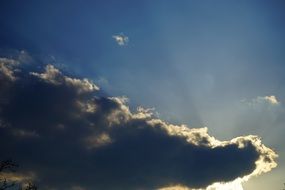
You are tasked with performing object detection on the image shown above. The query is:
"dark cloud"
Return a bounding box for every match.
[0,56,277,190]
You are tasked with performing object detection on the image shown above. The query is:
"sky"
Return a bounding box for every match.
[0,0,285,189]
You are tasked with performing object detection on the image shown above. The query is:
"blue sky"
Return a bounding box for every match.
[0,1,285,189]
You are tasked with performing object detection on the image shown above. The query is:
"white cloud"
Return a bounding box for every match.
[112,34,129,46]
[242,95,280,107]
[263,96,279,105]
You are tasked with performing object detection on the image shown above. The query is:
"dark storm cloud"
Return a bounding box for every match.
[0,56,277,190]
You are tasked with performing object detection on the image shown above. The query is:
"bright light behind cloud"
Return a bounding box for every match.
[206,178,244,190]
[0,55,278,190]
[158,179,244,190]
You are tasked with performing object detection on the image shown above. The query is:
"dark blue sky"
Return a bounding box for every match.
[1,1,285,189]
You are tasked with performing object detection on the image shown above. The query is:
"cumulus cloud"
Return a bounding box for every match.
[112,33,129,46]
[0,56,278,190]
[30,64,99,93]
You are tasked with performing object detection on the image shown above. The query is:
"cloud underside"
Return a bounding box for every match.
[0,57,277,190]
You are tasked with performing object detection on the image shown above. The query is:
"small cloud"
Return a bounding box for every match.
[241,95,280,111]
[263,95,279,105]
[112,33,129,46]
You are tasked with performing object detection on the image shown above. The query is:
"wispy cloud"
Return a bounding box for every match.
[236,95,284,145]
[242,95,280,107]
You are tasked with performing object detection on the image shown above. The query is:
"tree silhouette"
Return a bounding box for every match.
[0,160,18,190]
[18,182,37,190]
[0,160,37,190]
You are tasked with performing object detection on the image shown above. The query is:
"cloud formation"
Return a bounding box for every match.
[235,95,285,151]
[112,34,129,46]
[0,55,278,190]
[241,95,280,110]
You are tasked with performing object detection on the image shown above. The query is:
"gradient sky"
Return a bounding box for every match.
[0,1,285,189]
